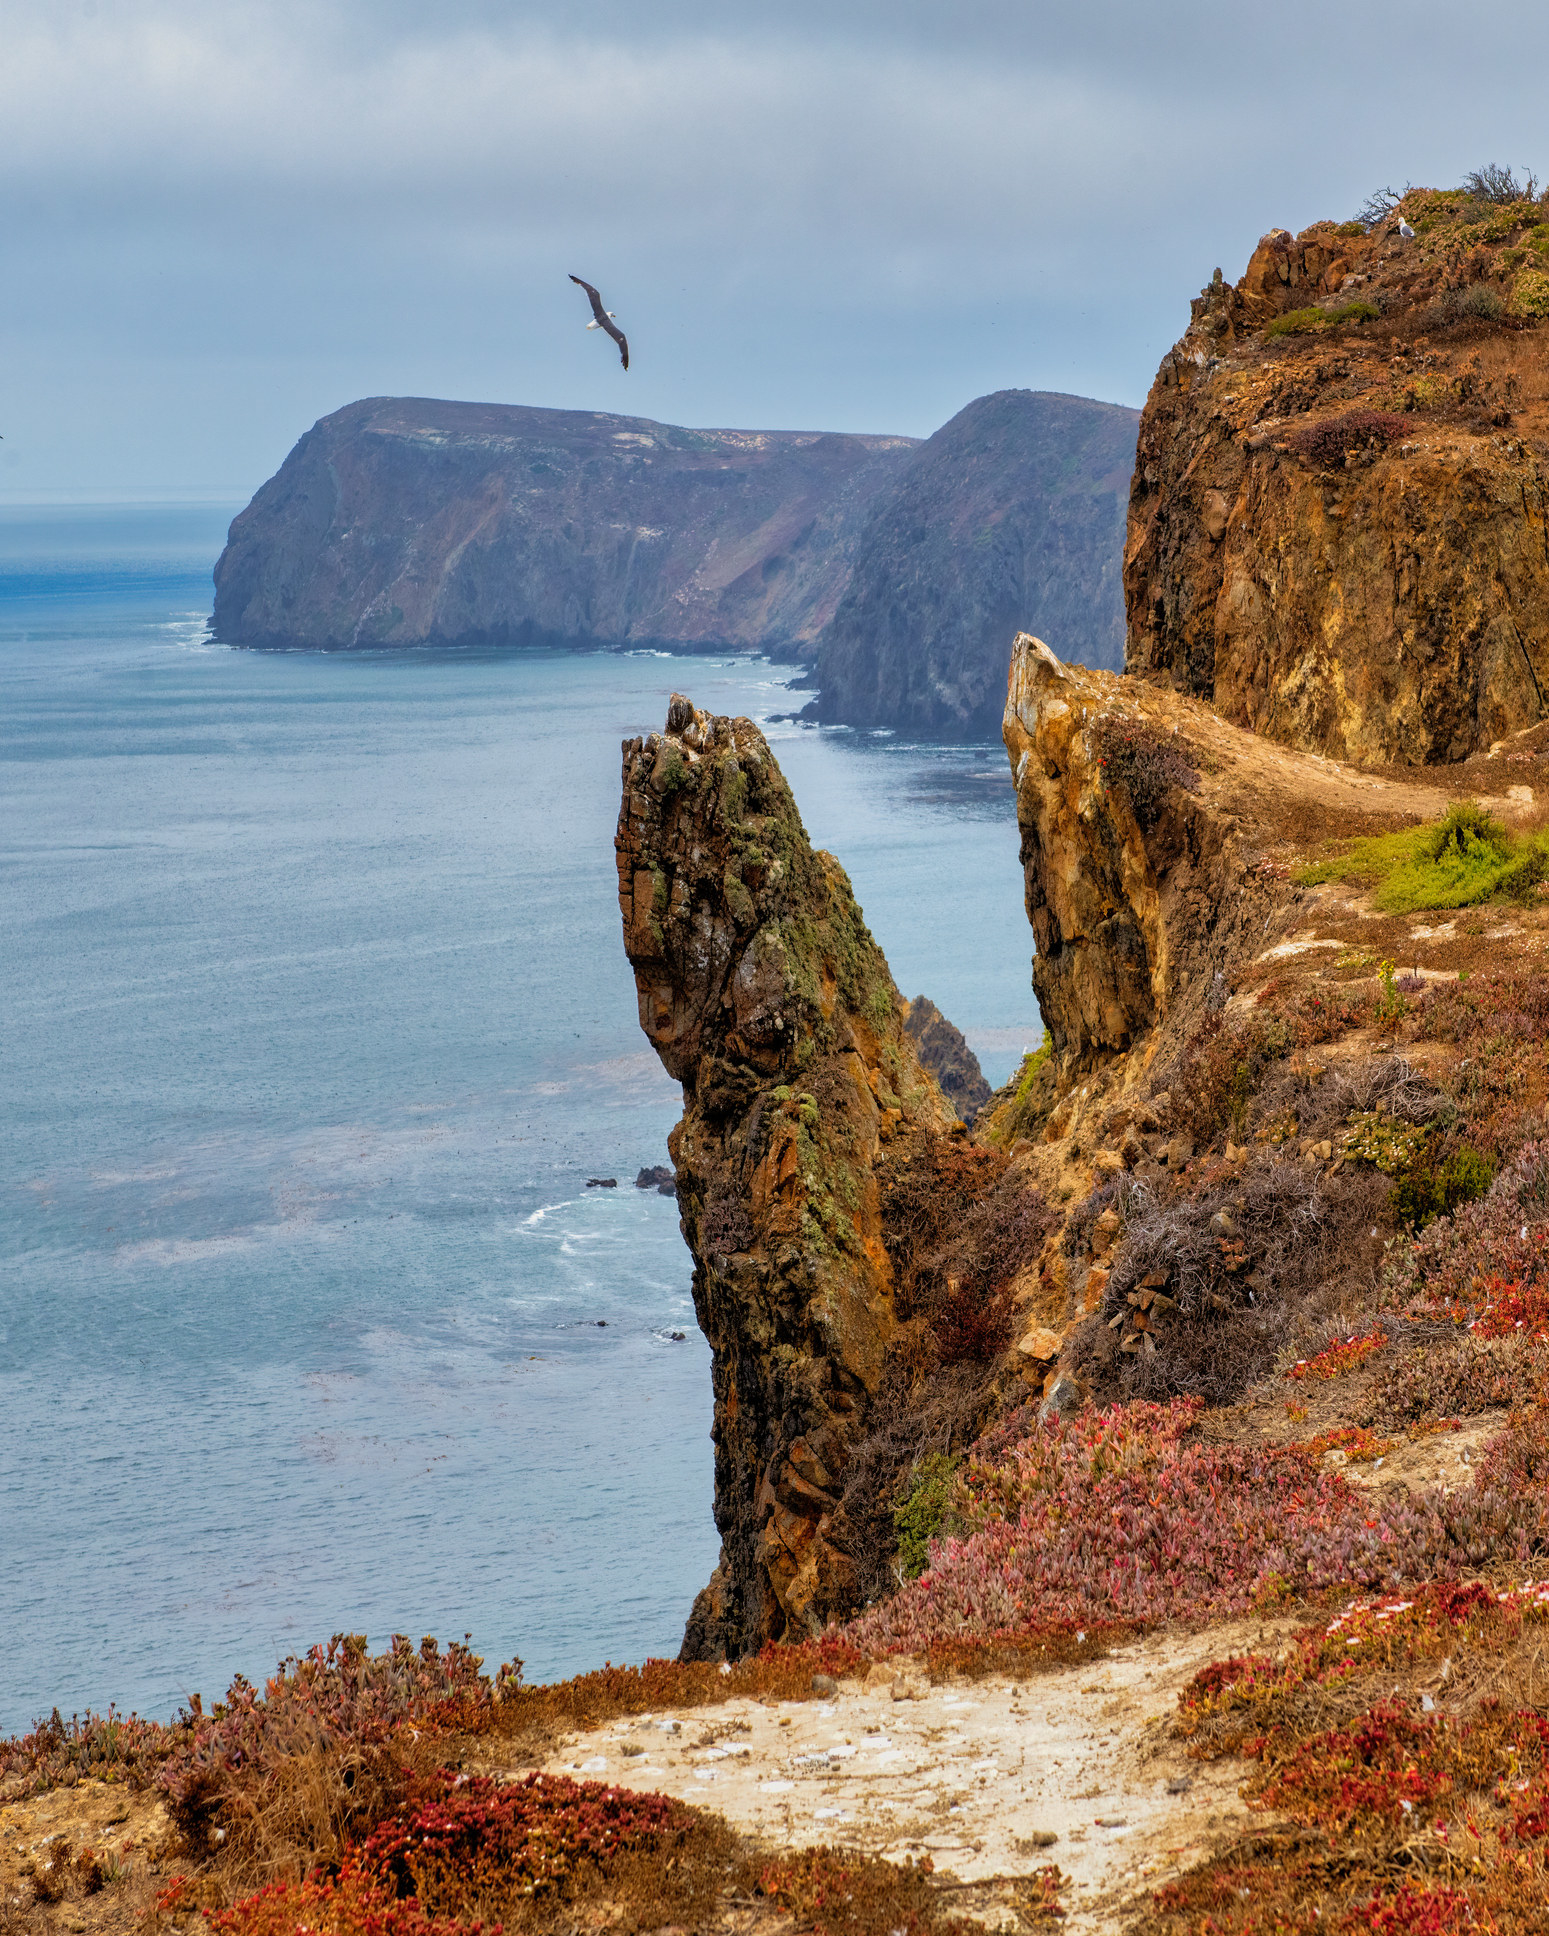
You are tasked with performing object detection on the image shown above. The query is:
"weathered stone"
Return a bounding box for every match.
[995,628,1453,1089]
[1017,1326,1062,1363]
[617,695,957,1658]
[1125,211,1549,765]
[903,995,992,1123]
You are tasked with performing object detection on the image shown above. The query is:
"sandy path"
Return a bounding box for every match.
[523,1617,1301,1932]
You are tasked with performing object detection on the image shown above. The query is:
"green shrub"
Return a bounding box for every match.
[1426,284,1509,329]
[1515,268,1549,317]
[1390,1144,1497,1231]
[1295,802,1549,912]
[991,1037,1053,1147]
[1343,1112,1428,1173]
[1264,300,1379,340]
[893,1453,960,1580]
[1458,284,1507,319]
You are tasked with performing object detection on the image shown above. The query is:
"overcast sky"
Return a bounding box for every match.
[3,0,1547,499]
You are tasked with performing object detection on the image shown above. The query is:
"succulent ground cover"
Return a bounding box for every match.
[1,1635,1060,1936]
[1132,1582,1549,1931]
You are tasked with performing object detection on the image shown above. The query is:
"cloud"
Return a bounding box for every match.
[3,0,1548,491]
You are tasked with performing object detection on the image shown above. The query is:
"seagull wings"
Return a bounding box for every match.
[569,273,629,371]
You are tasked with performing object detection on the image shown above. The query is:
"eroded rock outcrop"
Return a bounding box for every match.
[994,629,1542,1371]
[617,696,958,1657]
[1125,193,1549,764]
[902,997,991,1124]
[1004,633,1287,1080]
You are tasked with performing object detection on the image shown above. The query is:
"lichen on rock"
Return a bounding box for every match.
[1124,198,1549,765]
[617,693,960,1657]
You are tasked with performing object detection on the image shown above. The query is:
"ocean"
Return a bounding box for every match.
[0,503,1041,1735]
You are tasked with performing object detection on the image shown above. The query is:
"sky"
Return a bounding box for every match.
[3,0,1548,501]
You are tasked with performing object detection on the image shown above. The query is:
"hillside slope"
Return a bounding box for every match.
[211,397,917,654]
[805,390,1138,739]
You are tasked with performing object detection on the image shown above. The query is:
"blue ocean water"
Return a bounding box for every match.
[0,504,1041,1736]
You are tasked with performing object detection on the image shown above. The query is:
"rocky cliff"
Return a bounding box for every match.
[992,628,1549,1396]
[807,391,1138,739]
[1001,631,1421,1084]
[616,694,963,1654]
[1125,190,1549,764]
[212,398,916,654]
[901,997,991,1124]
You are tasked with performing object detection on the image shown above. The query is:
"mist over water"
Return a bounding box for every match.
[0,505,1040,1734]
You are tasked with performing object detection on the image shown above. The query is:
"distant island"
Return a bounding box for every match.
[211,389,1138,739]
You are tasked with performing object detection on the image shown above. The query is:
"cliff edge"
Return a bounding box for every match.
[1125,190,1549,763]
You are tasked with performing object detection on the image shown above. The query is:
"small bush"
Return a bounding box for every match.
[210,1770,742,1936]
[1285,408,1410,468]
[1264,299,1380,341]
[1390,1142,1497,1231]
[893,1452,960,1580]
[1386,1140,1549,1320]
[1355,186,1403,230]
[155,1634,496,1868]
[1515,267,1549,317]
[1363,1333,1539,1428]
[1094,722,1201,832]
[755,1846,988,1936]
[1296,802,1549,912]
[1462,163,1539,205]
[1457,283,1506,320]
[26,1839,73,1905]
[879,1136,1051,1363]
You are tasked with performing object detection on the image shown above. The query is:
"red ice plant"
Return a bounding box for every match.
[1287,1332,1386,1382]
[209,1772,701,1936]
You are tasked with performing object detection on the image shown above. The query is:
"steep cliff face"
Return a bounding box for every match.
[616,695,959,1657]
[808,391,1138,739]
[991,629,1531,1387]
[1000,631,1471,1083]
[1125,192,1549,765]
[1003,633,1289,1082]
[212,398,916,654]
[902,997,991,1124]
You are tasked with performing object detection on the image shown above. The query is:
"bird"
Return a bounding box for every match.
[569,274,629,370]
[1398,215,1415,241]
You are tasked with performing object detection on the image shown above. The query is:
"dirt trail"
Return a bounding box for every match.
[520,1618,1302,1933]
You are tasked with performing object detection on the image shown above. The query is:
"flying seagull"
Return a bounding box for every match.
[569,274,629,370]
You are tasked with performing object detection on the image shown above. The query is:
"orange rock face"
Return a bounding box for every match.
[1125,194,1549,764]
